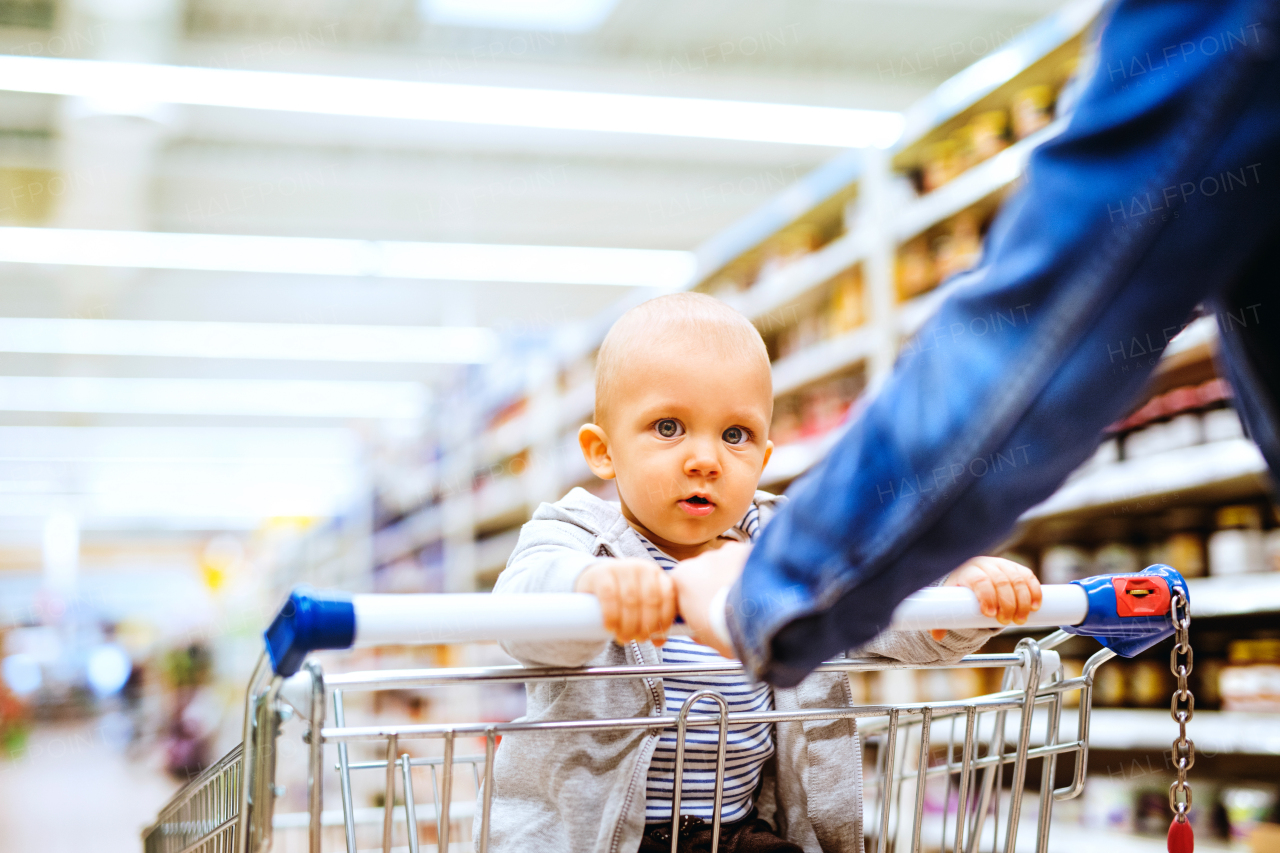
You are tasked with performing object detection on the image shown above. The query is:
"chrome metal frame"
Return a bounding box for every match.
[143,631,1115,853]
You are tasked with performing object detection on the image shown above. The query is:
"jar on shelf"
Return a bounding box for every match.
[968,110,1010,161]
[1093,519,1141,575]
[1150,506,1208,578]
[1040,543,1091,584]
[1127,659,1171,707]
[1219,639,1280,712]
[828,268,865,335]
[896,237,936,299]
[1208,504,1269,575]
[1011,84,1055,140]
[1092,659,1128,706]
[921,138,962,192]
[933,211,983,282]
[1201,406,1244,443]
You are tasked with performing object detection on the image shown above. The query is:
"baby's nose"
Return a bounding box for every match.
[683,446,721,476]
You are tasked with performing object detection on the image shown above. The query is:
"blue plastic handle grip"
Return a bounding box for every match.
[264,586,356,677]
[1063,564,1189,657]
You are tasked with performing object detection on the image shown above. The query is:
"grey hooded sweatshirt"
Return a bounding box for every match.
[481,487,997,853]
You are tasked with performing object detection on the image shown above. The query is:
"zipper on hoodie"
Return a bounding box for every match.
[607,640,663,853]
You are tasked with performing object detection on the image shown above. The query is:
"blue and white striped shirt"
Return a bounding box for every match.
[638,503,774,824]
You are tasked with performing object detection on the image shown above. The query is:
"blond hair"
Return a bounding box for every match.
[593,292,771,426]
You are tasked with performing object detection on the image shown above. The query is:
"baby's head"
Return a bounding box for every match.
[578,292,773,558]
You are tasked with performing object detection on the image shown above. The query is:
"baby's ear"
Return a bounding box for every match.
[578,424,616,480]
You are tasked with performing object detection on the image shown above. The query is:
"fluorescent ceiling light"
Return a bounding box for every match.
[0,376,428,419]
[0,227,694,287]
[0,54,904,148]
[0,318,499,363]
[0,426,364,521]
[0,425,359,460]
[423,0,619,32]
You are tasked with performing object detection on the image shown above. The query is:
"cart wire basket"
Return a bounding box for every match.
[143,565,1189,853]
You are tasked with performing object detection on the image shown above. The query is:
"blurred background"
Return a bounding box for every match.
[1,0,1278,851]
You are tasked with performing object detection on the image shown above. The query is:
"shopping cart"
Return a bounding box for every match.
[142,564,1192,853]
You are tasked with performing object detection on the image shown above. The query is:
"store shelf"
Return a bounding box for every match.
[894,0,1103,154]
[477,413,531,468]
[372,503,442,566]
[726,229,872,327]
[474,476,527,531]
[557,379,595,431]
[1185,573,1280,618]
[555,445,593,493]
[1084,709,1280,755]
[690,150,864,289]
[1020,438,1269,522]
[921,705,1280,757]
[1163,315,1217,361]
[897,276,965,338]
[772,327,876,397]
[760,426,847,488]
[1046,825,1234,853]
[476,527,522,577]
[894,121,1061,242]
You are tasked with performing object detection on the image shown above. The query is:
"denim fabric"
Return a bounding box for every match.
[735,0,1280,686]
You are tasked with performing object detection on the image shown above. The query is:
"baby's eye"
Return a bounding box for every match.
[722,426,749,445]
[656,419,684,438]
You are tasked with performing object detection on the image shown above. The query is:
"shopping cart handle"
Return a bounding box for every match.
[262,567,1189,676]
[264,587,356,679]
[1062,564,1189,657]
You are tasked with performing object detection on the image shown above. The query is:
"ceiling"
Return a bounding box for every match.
[0,0,1071,534]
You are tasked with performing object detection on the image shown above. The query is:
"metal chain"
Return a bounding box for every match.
[1168,589,1195,821]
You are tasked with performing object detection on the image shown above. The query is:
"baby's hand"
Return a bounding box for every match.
[576,558,677,646]
[930,556,1042,641]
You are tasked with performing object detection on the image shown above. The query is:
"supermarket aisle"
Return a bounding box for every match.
[0,722,179,853]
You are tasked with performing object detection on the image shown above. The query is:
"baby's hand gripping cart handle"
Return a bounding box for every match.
[262,565,1189,677]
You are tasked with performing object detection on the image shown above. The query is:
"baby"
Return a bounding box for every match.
[486,292,1040,853]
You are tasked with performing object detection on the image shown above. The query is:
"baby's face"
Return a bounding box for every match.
[594,342,773,557]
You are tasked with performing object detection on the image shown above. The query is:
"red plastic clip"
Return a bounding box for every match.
[1112,575,1172,617]
[1168,817,1194,852]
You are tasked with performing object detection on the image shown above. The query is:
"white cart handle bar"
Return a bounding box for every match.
[263,565,1189,677]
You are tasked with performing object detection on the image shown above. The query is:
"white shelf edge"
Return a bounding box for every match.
[475,413,532,468]
[1082,708,1280,755]
[372,504,442,566]
[1163,314,1217,359]
[760,425,849,488]
[690,150,864,290]
[1020,438,1268,521]
[894,122,1061,243]
[895,0,1104,148]
[556,380,595,432]
[1185,573,1280,618]
[923,706,1280,757]
[474,476,527,529]
[896,276,965,338]
[475,528,523,576]
[727,230,872,326]
[772,327,876,397]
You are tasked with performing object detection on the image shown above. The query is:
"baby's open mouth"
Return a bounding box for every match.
[677,494,715,517]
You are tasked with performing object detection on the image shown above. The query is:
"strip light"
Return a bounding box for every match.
[0,226,694,286]
[0,426,363,521]
[0,317,499,363]
[0,54,904,148]
[0,376,428,419]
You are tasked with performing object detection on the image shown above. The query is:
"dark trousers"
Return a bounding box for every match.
[639,812,803,853]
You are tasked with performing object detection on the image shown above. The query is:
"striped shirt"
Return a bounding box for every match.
[638,503,774,825]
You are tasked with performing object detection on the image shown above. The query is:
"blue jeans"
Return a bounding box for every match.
[733,0,1280,686]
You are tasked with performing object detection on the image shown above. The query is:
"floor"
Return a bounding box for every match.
[0,720,180,853]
